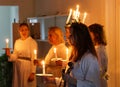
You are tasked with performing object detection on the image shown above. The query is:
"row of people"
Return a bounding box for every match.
[6,22,108,87]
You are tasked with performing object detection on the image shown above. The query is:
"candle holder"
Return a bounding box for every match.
[51,57,62,61]
[3,48,11,56]
[36,73,53,77]
[36,60,53,77]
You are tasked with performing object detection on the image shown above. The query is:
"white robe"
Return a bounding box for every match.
[9,37,38,87]
[44,43,68,87]
[45,43,68,66]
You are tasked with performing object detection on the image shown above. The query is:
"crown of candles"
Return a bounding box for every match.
[66,5,87,26]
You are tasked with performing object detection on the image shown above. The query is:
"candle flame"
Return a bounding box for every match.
[34,50,37,59]
[5,38,9,48]
[66,48,68,54]
[54,48,56,53]
[34,50,37,54]
[76,5,79,12]
[6,39,9,43]
[41,60,45,65]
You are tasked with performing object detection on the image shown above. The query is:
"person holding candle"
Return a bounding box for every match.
[44,26,68,65]
[34,26,72,87]
[88,23,108,87]
[45,26,68,87]
[6,23,38,87]
[40,25,71,87]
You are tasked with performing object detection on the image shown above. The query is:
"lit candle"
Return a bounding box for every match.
[66,9,72,24]
[76,11,80,22]
[5,38,9,48]
[34,50,37,59]
[66,48,69,60]
[74,5,80,22]
[76,5,79,17]
[54,47,57,58]
[41,60,45,74]
[73,10,76,20]
[82,12,87,23]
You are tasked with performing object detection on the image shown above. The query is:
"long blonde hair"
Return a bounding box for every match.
[48,26,64,44]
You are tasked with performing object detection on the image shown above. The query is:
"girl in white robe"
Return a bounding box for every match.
[44,26,68,87]
[6,23,38,87]
[34,26,72,87]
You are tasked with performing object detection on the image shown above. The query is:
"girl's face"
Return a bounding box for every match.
[48,31,57,45]
[65,28,70,39]
[68,28,74,46]
[19,25,29,40]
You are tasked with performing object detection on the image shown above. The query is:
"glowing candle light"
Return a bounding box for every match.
[66,9,72,24]
[5,39,9,48]
[54,47,57,58]
[82,12,87,23]
[75,5,80,22]
[72,10,76,19]
[76,11,80,22]
[41,60,45,74]
[34,50,37,59]
[76,5,79,17]
[76,5,79,11]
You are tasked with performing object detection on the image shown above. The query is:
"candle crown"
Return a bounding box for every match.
[66,5,87,26]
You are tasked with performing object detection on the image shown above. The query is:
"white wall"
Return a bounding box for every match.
[114,0,120,86]
[0,6,18,55]
[0,7,11,54]
[105,0,116,87]
[0,0,35,22]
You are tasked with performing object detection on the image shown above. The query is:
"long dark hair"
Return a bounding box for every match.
[69,22,97,62]
[88,23,107,46]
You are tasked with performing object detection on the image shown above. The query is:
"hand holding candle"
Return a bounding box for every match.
[41,60,45,74]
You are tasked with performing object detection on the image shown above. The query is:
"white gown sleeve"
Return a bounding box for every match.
[8,41,18,62]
